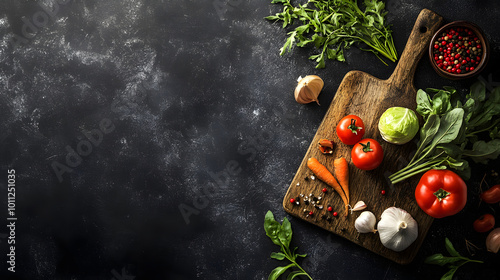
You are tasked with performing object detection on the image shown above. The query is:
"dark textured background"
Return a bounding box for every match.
[1,0,500,279]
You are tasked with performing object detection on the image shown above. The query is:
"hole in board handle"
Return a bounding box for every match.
[419,26,428,33]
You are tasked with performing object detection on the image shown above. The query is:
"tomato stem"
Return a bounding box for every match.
[433,188,451,202]
[360,141,373,152]
[348,118,362,135]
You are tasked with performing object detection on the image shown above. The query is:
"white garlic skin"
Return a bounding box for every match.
[350,201,367,214]
[377,207,418,252]
[355,211,377,233]
[294,75,324,105]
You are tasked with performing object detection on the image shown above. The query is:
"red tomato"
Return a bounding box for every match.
[351,138,383,170]
[473,214,495,233]
[415,170,467,218]
[336,115,365,145]
[480,184,500,204]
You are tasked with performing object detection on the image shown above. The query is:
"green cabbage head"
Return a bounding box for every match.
[378,107,419,144]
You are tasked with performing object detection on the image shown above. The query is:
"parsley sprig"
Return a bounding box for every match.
[266,0,398,68]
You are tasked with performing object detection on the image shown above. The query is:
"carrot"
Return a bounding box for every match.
[333,157,350,209]
[307,157,349,216]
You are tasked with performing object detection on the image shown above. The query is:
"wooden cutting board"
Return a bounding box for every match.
[283,9,443,264]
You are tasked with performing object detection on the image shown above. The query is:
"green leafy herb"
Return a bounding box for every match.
[265,0,398,68]
[264,211,313,280]
[389,81,500,184]
[425,238,483,280]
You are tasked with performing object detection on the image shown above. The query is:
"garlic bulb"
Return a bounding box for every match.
[377,207,418,252]
[486,228,500,253]
[350,201,367,214]
[294,75,324,105]
[355,211,377,233]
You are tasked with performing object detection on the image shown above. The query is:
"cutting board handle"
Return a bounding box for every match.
[388,9,443,87]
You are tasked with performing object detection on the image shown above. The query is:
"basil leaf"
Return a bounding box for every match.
[286,271,307,280]
[424,254,463,266]
[270,252,286,261]
[441,266,458,280]
[268,264,295,280]
[278,217,292,249]
[264,211,282,246]
[444,238,461,257]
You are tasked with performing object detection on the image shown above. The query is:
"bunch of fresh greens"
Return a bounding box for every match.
[389,81,500,184]
[265,0,398,68]
[425,238,483,280]
[264,211,313,280]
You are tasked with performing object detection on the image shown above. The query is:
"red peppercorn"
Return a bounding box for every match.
[456,69,462,74]
[476,56,481,61]
[434,44,439,49]
[462,59,467,64]
[381,190,386,195]
[322,188,327,193]
[333,212,338,217]
[309,211,314,216]
[327,206,333,212]
[290,198,296,204]
[470,67,475,71]
[477,44,481,49]
[454,53,460,59]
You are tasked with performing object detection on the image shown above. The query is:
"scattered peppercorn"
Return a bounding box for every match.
[333,212,338,217]
[432,27,483,74]
[327,206,333,212]
[381,190,386,195]
[290,198,296,204]
[322,188,327,193]
[309,211,314,216]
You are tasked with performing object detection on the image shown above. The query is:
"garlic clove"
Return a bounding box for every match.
[377,207,418,252]
[354,211,377,233]
[349,201,367,214]
[294,75,324,105]
[486,228,500,253]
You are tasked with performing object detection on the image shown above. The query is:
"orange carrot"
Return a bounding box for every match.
[333,157,350,206]
[307,157,349,216]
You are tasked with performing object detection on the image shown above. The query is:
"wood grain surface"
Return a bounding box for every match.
[283,9,444,264]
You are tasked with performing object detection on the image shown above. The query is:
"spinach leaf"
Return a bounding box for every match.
[416,89,433,118]
[429,108,464,147]
[463,139,500,164]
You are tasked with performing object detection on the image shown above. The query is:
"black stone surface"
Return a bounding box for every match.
[1,0,500,279]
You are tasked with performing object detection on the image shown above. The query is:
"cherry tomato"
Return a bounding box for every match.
[415,169,467,218]
[336,115,365,145]
[480,184,500,204]
[351,138,383,170]
[473,214,495,233]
